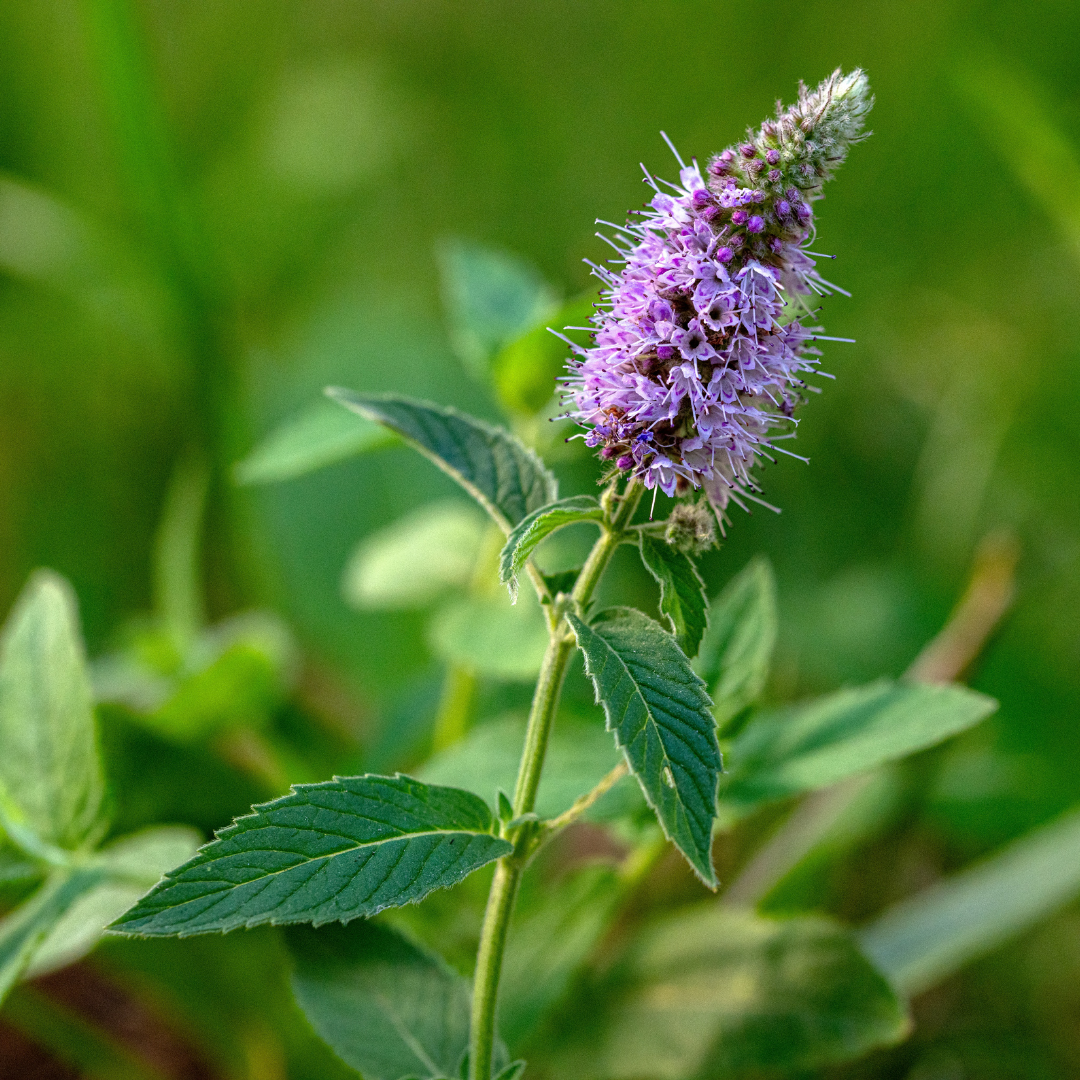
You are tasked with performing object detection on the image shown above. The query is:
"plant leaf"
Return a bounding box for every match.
[0,570,104,853]
[327,389,558,531]
[492,293,595,415]
[588,906,908,1079]
[638,535,709,659]
[419,713,639,823]
[25,826,201,980]
[0,867,108,1004]
[0,171,175,346]
[567,608,721,886]
[234,399,395,486]
[718,680,998,821]
[343,501,487,611]
[499,496,602,602]
[437,238,557,380]
[288,919,472,1080]
[429,590,550,682]
[110,775,512,937]
[859,804,1080,997]
[694,556,777,731]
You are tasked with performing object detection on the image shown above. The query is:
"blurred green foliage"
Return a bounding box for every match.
[1,1,1079,1077]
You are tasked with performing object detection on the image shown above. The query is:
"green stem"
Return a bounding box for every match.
[468,480,642,1080]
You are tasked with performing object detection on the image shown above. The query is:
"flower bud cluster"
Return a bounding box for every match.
[664,502,717,555]
[561,70,871,519]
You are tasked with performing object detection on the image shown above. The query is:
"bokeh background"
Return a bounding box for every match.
[1,1,1079,1077]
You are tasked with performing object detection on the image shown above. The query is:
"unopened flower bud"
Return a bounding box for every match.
[665,502,717,554]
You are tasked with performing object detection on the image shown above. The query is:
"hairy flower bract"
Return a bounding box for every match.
[561,69,872,520]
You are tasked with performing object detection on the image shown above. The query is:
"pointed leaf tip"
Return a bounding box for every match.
[111,774,512,937]
[327,389,557,531]
[568,608,720,886]
[499,495,602,602]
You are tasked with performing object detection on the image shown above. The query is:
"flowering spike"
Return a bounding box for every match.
[560,70,871,519]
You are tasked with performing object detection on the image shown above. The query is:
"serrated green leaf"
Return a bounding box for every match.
[343,501,487,611]
[592,906,908,1079]
[492,1062,527,1080]
[0,570,104,853]
[234,399,395,485]
[288,920,472,1080]
[327,390,558,531]
[501,863,621,1050]
[694,556,777,731]
[429,590,549,682]
[438,238,557,380]
[0,867,107,1004]
[859,805,1080,997]
[567,608,721,886]
[110,775,512,937]
[24,826,201,980]
[499,496,602,602]
[418,713,640,823]
[718,680,998,821]
[638,535,709,659]
[492,293,595,414]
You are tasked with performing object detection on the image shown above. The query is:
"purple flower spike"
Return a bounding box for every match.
[562,70,873,518]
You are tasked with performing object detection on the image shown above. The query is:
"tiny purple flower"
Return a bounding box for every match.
[747,215,764,233]
[672,318,716,361]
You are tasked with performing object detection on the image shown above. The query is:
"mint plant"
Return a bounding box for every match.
[90,69,1022,1080]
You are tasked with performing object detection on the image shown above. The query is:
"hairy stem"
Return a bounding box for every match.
[468,480,642,1080]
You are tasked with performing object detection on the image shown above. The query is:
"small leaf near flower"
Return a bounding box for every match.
[499,496,602,602]
[638,534,709,659]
